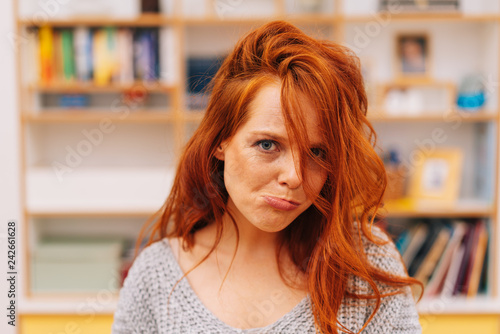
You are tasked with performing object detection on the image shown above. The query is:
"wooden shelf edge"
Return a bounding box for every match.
[417,297,500,314]
[384,209,494,218]
[368,111,499,123]
[17,13,340,27]
[382,199,494,218]
[18,13,500,27]
[18,296,500,315]
[30,82,178,93]
[26,210,157,217]
[17,15,178,27]
[19,295,119,315]
[22,111,175,123]
[183,14,338,26]
[345,13,500,23]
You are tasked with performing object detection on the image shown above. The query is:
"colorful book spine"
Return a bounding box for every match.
[115,29,134,84]
[424,221,467,298]
[93,28,116,86]
[74,27,93,82]
[61,29,76,81]
[453,224,475,295]
[38,26,54,83]
[414,224,451,286]
[52,29,63,83]
[37,26,161,85]
[390,219,490,298]
[467,221,488,298]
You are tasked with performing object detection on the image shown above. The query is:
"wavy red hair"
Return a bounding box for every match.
[137,20,421,334]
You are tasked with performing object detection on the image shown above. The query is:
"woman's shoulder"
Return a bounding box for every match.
[121,238,179,289]
[129,238,170,267]
[134,238,172,262]
[112,239,176,333]
[357,223,407,277]
[340,225,421,333]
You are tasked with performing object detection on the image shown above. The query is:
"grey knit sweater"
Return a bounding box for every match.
[112,228,421,333]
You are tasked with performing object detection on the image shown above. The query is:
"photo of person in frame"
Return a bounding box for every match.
[398,35,428,75]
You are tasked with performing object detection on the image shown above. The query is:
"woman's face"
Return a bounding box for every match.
[215,83,327,233]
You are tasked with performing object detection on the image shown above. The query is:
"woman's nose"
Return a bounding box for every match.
[277,151,302,189]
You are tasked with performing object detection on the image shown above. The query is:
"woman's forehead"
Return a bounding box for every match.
[244,83,322,144]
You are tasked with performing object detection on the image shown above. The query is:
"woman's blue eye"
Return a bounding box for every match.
[257,140,276,151]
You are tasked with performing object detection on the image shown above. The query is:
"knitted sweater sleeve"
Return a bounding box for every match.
[359,226,422,334]
[111,245,159,334]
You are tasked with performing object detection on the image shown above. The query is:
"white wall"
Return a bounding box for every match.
[0,0,20,333]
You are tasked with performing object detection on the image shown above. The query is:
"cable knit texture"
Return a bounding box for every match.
[112,226,421,333]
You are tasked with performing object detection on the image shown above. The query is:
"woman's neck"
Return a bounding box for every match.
[193,212,283,263]
[183,212,306,292]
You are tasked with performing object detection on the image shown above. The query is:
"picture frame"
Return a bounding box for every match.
[407,148,463,203]
[395,33,431,82]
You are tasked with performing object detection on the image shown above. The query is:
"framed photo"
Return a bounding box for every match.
[395,33,430,81]
[408,148,463,203]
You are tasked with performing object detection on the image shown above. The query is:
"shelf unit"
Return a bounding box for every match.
[14,0,500,332]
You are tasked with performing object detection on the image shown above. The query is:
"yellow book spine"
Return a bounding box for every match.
[38,26,53,83]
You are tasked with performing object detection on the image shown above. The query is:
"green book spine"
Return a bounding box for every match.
[61,29,75,81]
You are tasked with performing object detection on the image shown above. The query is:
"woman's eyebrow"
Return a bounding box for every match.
[249,131,287,142]
[250,131,324,147]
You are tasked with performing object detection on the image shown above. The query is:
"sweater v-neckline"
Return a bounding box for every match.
[161,238,310,332]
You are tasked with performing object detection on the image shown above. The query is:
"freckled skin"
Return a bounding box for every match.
[216,83,327,234]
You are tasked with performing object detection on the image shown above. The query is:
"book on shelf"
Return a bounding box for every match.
[134,28,160,81]
[413,223,451,286]
[394,227,412,255]
[59,94,89,108]
[378,0,460,12]
[38,26,54,83]
[52,29,63,82]
[35,26,161,86]
[186,56,225,110]
[407,221,444,277]
[466,221,488,297]
[441,242,466,297]
[93,28,113,85]
[424,221,467,297]
[116,29,134,84]
[74,27,93,82]
[401,222,428,269]
[478,232,490,294]
[453,223,475,295]
[388,219,490,299]
[61,29,76,81]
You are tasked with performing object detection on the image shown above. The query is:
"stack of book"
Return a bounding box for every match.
[38,26,160,85]
[31,237,125,293]
[389,219,489,299]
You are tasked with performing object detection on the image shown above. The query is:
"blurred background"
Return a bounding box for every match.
[1,0,500,333]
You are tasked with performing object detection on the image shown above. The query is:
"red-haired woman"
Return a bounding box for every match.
[112,21,422,334]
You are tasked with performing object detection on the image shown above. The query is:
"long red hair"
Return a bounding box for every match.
[137,20,421,334]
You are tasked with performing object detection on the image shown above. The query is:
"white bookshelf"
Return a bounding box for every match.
[14,0,500,326]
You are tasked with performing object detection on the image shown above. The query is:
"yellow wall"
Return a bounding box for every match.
[19,314,500,334]
[19,315,114,334]
[420,315,500,334]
